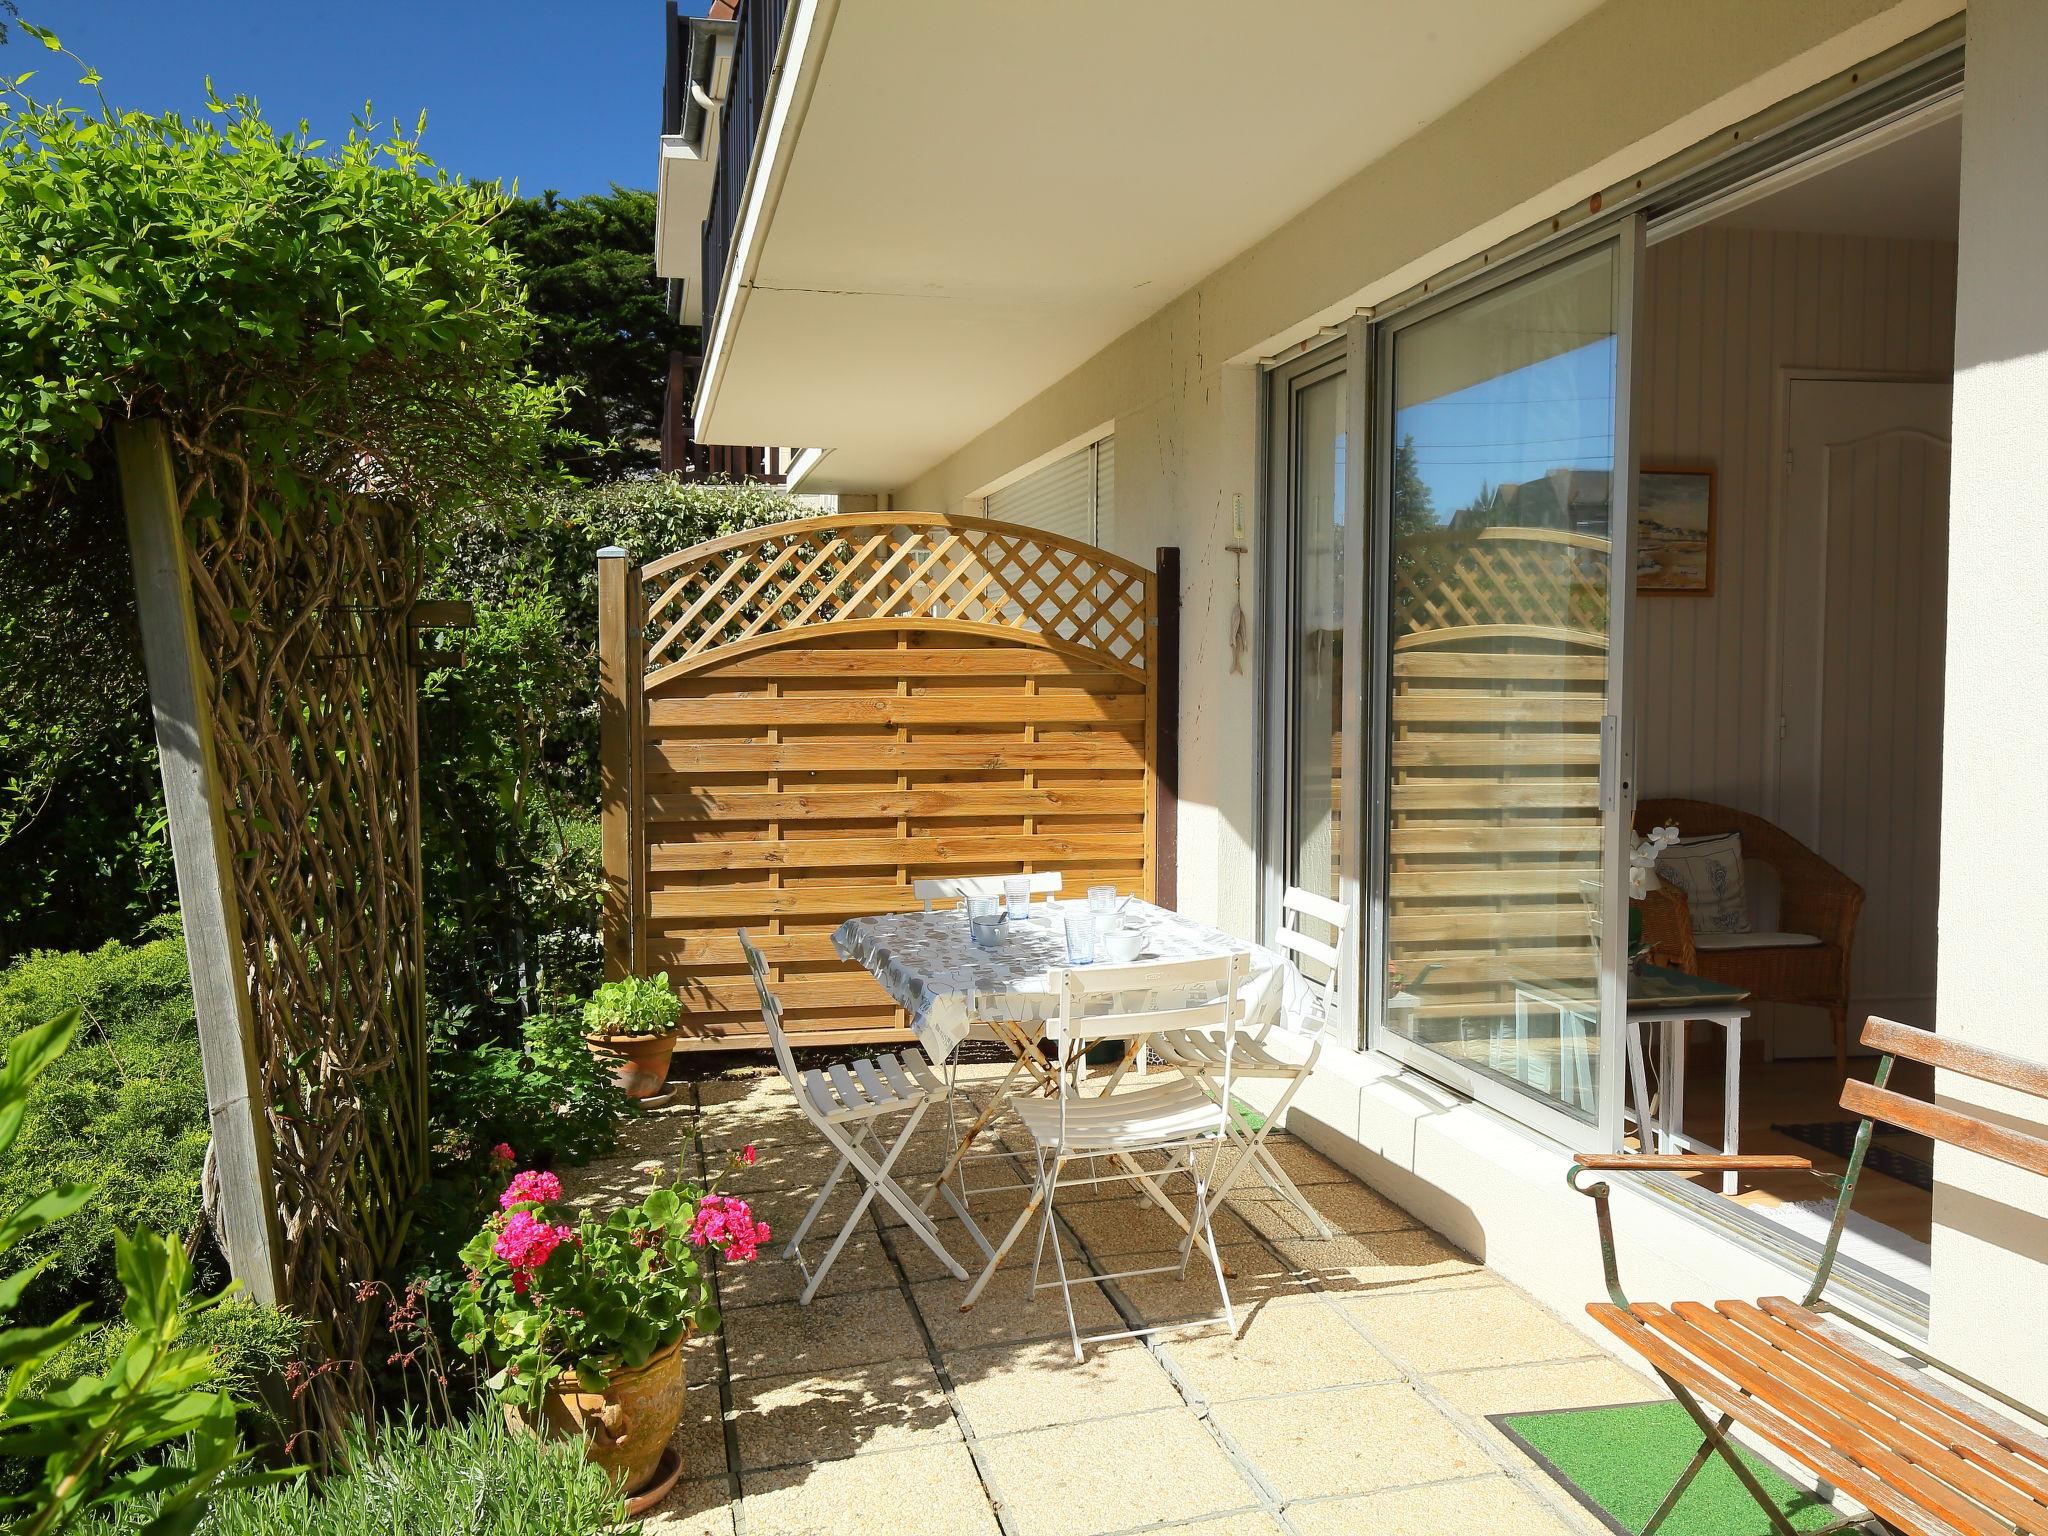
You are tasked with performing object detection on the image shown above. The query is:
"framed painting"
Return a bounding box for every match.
[1636,467,1715,594]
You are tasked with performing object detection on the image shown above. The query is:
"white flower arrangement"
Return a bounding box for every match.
[1629,822,1681,899]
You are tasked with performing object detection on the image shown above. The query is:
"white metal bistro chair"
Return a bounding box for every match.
[1143,886,1347,1238]
[738,931,971,1303]
[960,951,1252,1360]
[910,872,1064,1213]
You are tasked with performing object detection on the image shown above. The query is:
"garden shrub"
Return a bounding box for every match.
[191,1412,627,1535]
[0,1009,260,1535]
[422,476,812,1034]
[0,921,212,1325]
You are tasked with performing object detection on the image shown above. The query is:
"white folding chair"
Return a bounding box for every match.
[1145,886,1347,1238]
[738,931,971,1303]
[910,872,1064,1213]
[960,951,1251,1360]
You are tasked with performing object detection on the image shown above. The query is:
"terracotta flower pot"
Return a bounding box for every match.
[585,1029,677,1100]
[522,1337,687,1497]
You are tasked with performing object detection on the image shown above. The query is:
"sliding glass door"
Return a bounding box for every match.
[1265,340,1364,1034]
[1369,225,1639,1146]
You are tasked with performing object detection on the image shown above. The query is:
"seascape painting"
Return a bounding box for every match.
[1636,468,1714,594]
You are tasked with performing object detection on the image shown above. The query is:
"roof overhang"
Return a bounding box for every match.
[681,0,1608,493]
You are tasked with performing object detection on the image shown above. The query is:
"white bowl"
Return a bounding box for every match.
[1102,927,1146,964]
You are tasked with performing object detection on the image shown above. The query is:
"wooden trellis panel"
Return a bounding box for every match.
[1385,527,1611,1068]
[119,420,428,1423]
[601,513,1170,1049]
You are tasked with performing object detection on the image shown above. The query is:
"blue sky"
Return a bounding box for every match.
[13,1,708,198]
[1395,339,1616,520]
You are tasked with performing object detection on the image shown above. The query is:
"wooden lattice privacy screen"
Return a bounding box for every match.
[600,513,1176,1049]
[1386,526,1611,1085]
[119,423,428,1376]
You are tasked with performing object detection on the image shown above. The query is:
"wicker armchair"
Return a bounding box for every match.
[1634,798,1865,1077]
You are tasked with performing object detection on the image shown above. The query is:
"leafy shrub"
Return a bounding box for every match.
[422,477,812,1035]
[429,1008,628,1175]
[192,1412,626,1536]
[580,975,678,1039]
[0,1009,260,1536]
[0,925,210,1324]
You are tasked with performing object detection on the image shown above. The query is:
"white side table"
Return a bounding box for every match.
[1626,965,1753,1194]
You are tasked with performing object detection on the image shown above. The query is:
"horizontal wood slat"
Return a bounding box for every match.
[1861,1017,2048,1100]
[1394,653,1609,680]
[647,694,1146,727]
[1393,694,1608,724]
[646,786,1144,821]
[642,931,847,965]
[676,973,895,1014]
[1390,737,1603,769]
[1839,1079,2048,1178]
[693,647,1127,678]
[648,832,1142,872]
[1390,825,1601,854]
[647,738,1144,774]
[1391,781,1601,811]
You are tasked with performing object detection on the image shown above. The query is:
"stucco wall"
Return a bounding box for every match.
[1930,0,2048,1407]
[889,0,1956,945]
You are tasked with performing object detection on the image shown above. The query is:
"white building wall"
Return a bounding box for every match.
[880,0,1992,1352]
[1930,0,2048,1408]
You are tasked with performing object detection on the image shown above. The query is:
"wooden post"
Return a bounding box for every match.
[116,421,284,1309]
[1153,546,1181,911]
[598,548,637,980]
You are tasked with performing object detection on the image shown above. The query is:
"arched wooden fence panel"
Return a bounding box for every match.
[599,513,1176,1049]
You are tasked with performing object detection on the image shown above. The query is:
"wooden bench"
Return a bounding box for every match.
[1569,1017,2048,1536]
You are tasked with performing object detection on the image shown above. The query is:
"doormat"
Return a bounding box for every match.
[1769,1120,1935,1191]
[1492,1401,1853,1535]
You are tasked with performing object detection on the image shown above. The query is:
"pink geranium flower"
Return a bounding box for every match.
[490,1142,516,1164]
[494,1210,572,1273]
[499,1169,562,1210]
[688,1194,771,1263]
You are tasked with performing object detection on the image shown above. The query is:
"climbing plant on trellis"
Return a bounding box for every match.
[131,422,433,1438]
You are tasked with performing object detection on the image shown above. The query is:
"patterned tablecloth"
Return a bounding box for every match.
[832,898,1289,1064]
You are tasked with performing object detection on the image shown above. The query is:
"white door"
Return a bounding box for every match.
[1775,377,1951,1049]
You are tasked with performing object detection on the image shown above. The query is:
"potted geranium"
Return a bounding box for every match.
[581,972,681,1102]
[453,1147,767,1511]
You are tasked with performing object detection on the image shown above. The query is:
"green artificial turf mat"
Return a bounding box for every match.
[1228,1097,1266,1134]
[1492,1400,1853,1535]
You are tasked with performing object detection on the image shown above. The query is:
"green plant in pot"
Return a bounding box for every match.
[451,1147,765,1506]
[579,973,680,1102]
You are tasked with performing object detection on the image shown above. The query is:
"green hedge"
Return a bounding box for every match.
[0,922,213,1323]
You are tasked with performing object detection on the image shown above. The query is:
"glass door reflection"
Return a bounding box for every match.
[1376,238,1630,1136]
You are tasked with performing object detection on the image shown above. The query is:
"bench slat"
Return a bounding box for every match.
[1863,1017,2048,1100]
[1630,1303,2001,1535]
[1666,1303,2048,1534]
[1841,1078,2048,1179]
[1723,1301,2048,1506]
[1587,1303,1972,1536]
[1757,1298,2048,1473]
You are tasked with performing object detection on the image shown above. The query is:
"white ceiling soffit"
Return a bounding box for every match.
[697,0,1606,493]
[1711,110,1961,244]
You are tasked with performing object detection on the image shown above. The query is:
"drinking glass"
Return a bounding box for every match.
[969,896,1004,950]
[1063,912,1097,965]
[1087,884,1117,916]
[1004,877,1032,921]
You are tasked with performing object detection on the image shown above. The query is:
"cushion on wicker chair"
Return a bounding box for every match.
[1656,833,1752,934]
[1695,931,1825,951]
